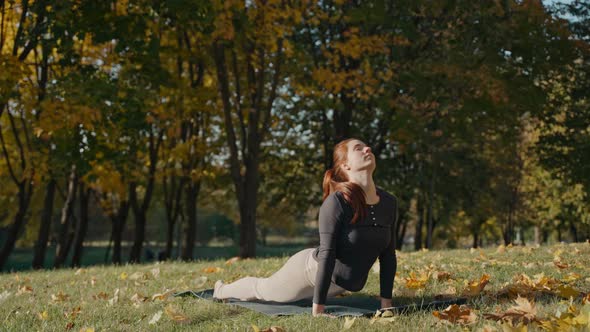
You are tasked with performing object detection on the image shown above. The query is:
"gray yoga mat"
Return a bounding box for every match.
[174,289,467,317]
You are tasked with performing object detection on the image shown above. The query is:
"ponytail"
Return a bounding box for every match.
[322,166,367,224]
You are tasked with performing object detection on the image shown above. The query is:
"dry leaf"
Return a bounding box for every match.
[433,304,477,325]
[129,272,146,281]
[484,296,537,324]
[562,273,582,283]
[64,306,82,319]
[164,304,191,324]
[225,257,240,265]
[193,276,208,288]
[436,271,452,281]
[555,285,580,299]
[582,293,590,304]
[79,328,95,332]
[52,291,69,302]
[38,310,49,320]
[496,245,506,254]
[343,317,356,330]
[202,267,223,274]
[260,327,285,332]
[404,271,429,289]
[463,274,490,297]
[149,310,163,325]
[17,285,33,295]
[119,272,128,280]
[152,289,174,301]
[130,293,148,306]
[0,291,11,303]
[93,292,109,300]
[553,260,569,269]
[108,288,120,306]
[151,268,160,279]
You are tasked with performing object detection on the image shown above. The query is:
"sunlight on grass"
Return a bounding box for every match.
[1,243,589,331]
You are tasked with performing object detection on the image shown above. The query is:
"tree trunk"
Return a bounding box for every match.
[54,165,78,268]
[182,181,200,260]
[425,172,435,249]
[128,189,146,263]
[71,185,90,267]
[111,184,132,264]
[414,198,424,250]
[472,228,479,249]
[0,183,33,270]
[32,178,56,269]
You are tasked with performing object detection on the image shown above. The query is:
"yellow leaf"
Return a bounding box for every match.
[562,273,581,283]
[343,317,356,330]
[51,291,69,302]
[37,310,49,320]
[556,285,580,299]
[120,272,128,280]
[462,274,490,297]
[79,328,95,332]
[164,304,191,324]
[202,267,223,274]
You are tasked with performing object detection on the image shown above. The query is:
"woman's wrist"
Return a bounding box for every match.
[380,297,392,309]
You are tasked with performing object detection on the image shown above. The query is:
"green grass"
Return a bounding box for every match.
[1,243,589,331]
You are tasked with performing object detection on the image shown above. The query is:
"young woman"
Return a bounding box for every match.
[213,138,398,316]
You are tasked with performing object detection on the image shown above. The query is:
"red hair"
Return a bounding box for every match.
[322,139,367,224]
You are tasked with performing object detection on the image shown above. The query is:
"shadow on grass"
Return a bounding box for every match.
[3,243,308,273]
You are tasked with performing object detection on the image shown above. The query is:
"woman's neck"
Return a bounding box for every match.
[348,172,379,204]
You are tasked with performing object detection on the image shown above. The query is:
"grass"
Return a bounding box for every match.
[1,242,589,331]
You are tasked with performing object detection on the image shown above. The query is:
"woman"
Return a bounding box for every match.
[213,138,398,316]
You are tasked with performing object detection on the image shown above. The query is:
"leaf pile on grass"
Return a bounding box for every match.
[1,242,589,331]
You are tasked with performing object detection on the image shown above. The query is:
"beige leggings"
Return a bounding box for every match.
[213,248,346,302]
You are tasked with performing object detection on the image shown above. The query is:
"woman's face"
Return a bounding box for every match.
[344,139,375,173]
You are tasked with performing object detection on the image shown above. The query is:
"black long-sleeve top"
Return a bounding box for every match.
[313,188,398,305]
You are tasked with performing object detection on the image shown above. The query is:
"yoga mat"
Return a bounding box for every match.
[174,289,467,317]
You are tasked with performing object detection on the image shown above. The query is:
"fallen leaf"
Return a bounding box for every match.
[562,273,582,283]
[119,272,128,280]
[433,304,477,325]
[129,272,146,281]
[202,267,223,274]
[152,289,174,301]
[151,268,160,279]
[260,327,285,332]
[52,291,69,302]
[38,310,49,320]
[484,296,537,324]
[463,274,490,297]
[499,321,528,332]
[404,271,429,289]
[343,317,356,330]
[555,285,580,299]
[0,291,11,303]
[554,260,569,269]
[79,328,95,332]
[436,271,452,281]
[149,310,163,325]
[496,245,506,254]
[130,293,149,306]
[17,285,33,295]
[225,257,240,265]
[93,292,109,300]
[164,304,191,323]
[64,306,82,319]
[582,293,590,304]
[108,288,120,306]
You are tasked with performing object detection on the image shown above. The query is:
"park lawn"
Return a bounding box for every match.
[1,243,590,331]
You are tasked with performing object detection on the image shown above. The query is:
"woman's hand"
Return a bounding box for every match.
[380,297,392,309]
[312,303,336,318]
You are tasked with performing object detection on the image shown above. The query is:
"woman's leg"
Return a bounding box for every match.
[214,249,315,302]
[213,248,346,302]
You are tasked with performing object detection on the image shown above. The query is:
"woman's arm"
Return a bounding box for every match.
[313,194,344,310]
[377,197,398,307]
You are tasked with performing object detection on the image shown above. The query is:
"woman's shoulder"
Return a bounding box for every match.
[377,188,397,204]
[321,191,350,212]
